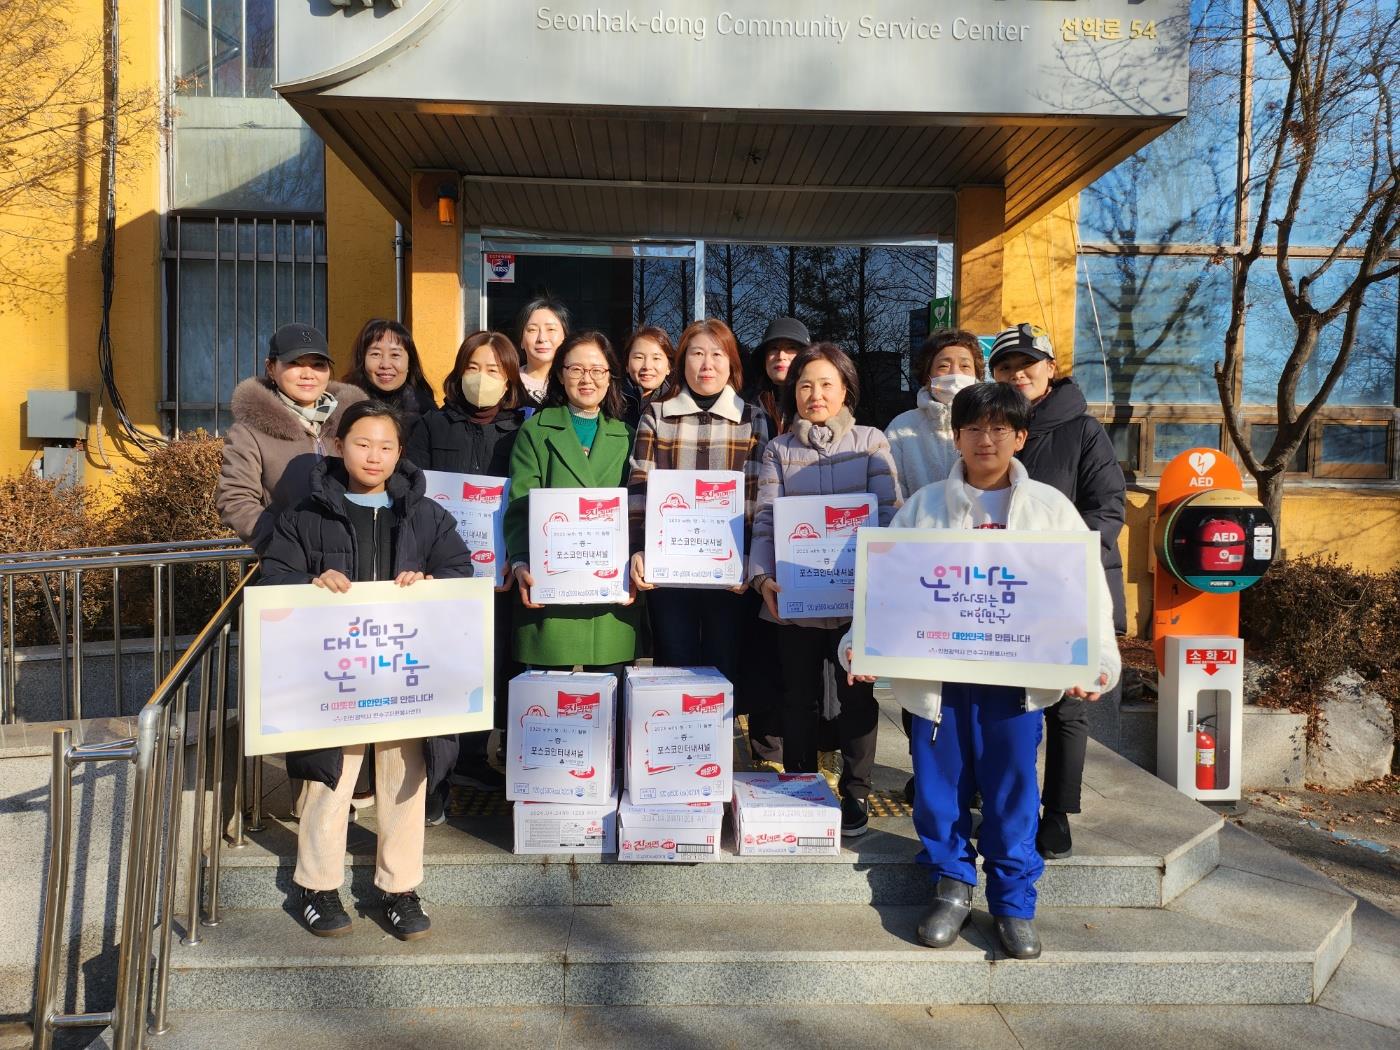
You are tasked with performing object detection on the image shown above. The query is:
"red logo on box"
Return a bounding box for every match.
[558,691,600,718]
[696,763,722,779]
[462,481,504,503]
[471,550,495,564]
[825,505,870,534]
[788,523,820,541]
[567,765,596,780]
[695,478,737,504]
[1186,648,1238,676]
[578,497,619,520]
[659,492,689,512]
[682,693,724,713]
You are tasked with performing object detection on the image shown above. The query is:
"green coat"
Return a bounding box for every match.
[505,406,642,667]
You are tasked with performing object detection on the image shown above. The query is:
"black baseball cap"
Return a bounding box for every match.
[757,317,810,351]
[987,323,1054,370]
[268,323,331,364]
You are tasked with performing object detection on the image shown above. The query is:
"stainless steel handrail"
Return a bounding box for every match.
[0,544,252,724]
[32,566,255,1050]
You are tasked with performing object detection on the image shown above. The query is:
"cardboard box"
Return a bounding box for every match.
[772,493,876,620]
[506,671,616,803]
[643,469,745,587]
[625,667,733,804]
[422,470,511,586]
[732,771,841,856]
[617,790,724,862]
[513,788,618,855]
[528,487,630,605]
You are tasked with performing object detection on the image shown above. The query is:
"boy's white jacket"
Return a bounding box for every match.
[837,459,1122,724]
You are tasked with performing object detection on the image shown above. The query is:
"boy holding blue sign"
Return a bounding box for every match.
[841,383,1119,959]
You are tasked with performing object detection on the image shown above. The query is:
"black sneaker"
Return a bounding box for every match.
[903,775,916,805]
[298,886,352,938]
[425,782,448,827]
[1037,809,1073,859]
[383,890,431,941]
[841,795,869,838]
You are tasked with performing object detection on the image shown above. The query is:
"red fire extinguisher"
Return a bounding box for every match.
[1195,720,1217,791]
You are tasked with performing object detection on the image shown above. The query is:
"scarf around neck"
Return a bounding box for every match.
[274,387,338,435]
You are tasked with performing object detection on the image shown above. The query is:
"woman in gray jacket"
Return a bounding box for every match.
[747,344,901,837]
[215,323,367,555]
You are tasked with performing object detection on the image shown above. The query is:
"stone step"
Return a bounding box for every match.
[217,739,1223,910]
[165,863,1352,1010]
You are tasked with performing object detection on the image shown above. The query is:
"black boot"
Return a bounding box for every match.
[1037,809,1072,859]
[994,915,1042,959]
[916,877,973,949]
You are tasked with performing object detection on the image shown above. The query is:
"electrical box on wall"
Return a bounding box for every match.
[26,390,90,442]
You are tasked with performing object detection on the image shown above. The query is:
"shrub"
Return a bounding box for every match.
[0,470,103,645]
[1241,554,1400,749]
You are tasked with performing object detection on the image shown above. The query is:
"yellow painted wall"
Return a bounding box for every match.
[2,0,163,485]
[325,153,397,371]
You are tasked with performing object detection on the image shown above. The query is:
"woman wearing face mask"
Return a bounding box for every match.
[217,323,368,555]
[342,319,437,419]
[515,297,571,406]
[884,329,985,501]
[746,316,809,436]
[627,319,769,684]
[748,344,900,837]
[505,332,641,681]
[988,323,1126,863]
[620,325,677,428]
[407,332,529,809]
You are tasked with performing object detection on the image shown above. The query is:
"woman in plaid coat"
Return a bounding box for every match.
[627,319,770,683]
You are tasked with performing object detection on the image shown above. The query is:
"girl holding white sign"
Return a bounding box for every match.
[840,382,1119,960]
[260,400,474,943]
[748,344,900,838]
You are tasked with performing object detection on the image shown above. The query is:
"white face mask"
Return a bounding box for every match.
[460,371,507,408]
[929,372,977,406]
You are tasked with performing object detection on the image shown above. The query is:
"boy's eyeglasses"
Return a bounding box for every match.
[563,366,611,380]
[961,425,1016,441]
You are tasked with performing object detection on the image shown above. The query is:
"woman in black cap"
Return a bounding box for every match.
[746,316,809,436]
[988,323,1126,861]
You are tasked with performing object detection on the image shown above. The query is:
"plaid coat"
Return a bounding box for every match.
[626,385,770,549]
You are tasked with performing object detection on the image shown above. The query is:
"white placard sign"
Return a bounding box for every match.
[773,493,876,619]
[242,577,494,756]
[528,487,630,604]
[643,469,745,587]
[422,470,510,586]
[851,528,1102,691]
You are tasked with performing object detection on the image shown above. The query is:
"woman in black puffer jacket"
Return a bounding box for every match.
[989,324,1126,862]
[259,400,472,942]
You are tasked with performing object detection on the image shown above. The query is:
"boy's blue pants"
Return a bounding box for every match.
[909,683,1045,920]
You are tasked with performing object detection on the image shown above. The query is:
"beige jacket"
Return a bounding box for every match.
[215,377,367,553]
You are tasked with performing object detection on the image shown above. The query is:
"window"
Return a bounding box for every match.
[175,0,275,98]
[1317,423,1391,480]
[163,216,327,435]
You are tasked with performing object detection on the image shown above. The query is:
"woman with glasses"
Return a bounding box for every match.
[626,319,769,683]
[987,324,1126,862]
[504,331,642,682]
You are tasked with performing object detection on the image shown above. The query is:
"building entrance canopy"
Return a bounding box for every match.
[277,0,1189,239]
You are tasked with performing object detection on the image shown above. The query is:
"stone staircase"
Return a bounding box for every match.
[147,732,1355,1037]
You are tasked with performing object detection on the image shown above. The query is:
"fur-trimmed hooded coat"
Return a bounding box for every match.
[215,377,367,554]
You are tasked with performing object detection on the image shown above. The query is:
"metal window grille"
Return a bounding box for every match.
[162,215,327,437]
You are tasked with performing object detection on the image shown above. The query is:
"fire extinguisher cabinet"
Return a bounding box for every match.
[1156,635,1244,802]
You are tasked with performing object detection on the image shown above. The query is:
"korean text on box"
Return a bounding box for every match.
[506,670,616,803]
[625,666,733,805]
[528,487,630,605]
[617,790,724,862]
[422,470,510,586]
[773,493,875,620]
[732,771,840,856]
[643,469,745,587]
[513,788,618,855]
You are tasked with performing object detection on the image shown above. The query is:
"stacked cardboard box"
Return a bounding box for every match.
[731,771,841,856]
[507,670,621,854]
[618,666,733,861]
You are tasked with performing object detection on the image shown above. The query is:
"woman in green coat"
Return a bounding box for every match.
[505,331,642,672]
